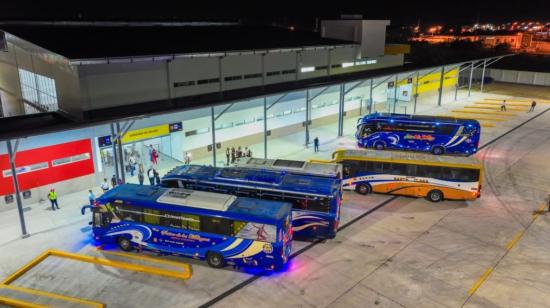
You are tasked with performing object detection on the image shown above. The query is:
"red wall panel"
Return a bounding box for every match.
[0,139,95,196]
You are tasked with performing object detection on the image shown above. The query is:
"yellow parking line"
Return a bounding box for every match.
[48,249,192,280]
[438,115,507,122]
[1,250,51,285]
[465,106,528,111]
[480,122,496,128]
[468,203,547,298]
[468,267,493,296]
[484,98,550,104]
[0,285,104,308]
[99,250,187,268]
[475,101,531,106]
[0,295,47,308]
[451,110,517,116]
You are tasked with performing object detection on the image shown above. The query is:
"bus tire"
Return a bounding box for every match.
[431,146,445,155]
[117,237,133,251]
[374,141,385,151]
[427,190,444,202]
[206,252,225,268]
[355,184,371,195]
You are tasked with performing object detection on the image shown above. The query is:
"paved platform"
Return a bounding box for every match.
[1,83,550,307]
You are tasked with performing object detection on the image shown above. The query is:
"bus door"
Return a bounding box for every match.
[92,206,113,229]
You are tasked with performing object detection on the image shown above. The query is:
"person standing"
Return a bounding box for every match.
[138,168,145,185]
[111,174,117,188]
[247,147,252,158]
[154,169,161,186]
[313,137,320,152]
[231,147,236,164]
[500,99,507,112]
[184,152,191,165]
[151,148,159,165]
[49,189,60,211]
[529,100,536,112]
[147,167,155,185]
[88,190,95,206]
[226,148,230,166]
[101,178,109,193]
[128,154,136,176]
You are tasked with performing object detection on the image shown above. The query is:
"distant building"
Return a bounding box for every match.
[412,32,550,55]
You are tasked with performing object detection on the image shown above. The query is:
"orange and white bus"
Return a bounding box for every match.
[329,149,482,202]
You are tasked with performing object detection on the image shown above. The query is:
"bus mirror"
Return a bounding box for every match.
[88,221,93,225]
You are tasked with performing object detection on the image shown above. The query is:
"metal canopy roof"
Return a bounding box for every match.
[0,25,352,60]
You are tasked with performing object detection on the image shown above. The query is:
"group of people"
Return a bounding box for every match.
[500,99,537,112]
[226,146,252,165]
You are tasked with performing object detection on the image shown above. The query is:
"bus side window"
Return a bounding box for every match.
[416,165,427,177]
[437,124,456,135]
[373,162,385,174]
[201,216,233,236]
[164,180,179,188]
[389,163,407,176]
[118,205,143,222]
[426,166,442,179]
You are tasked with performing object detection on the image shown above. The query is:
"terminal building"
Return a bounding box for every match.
[0,18,503,214]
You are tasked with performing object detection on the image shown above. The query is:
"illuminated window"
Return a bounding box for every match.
[300,67,315,73]
[18,69,58,113]
[342,62,355,68]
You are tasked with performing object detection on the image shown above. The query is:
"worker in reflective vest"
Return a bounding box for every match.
[49,189,60,211]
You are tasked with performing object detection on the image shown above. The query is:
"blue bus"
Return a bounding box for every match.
[355,113,481,155]
[161,163,343,240]
[89,184,292,271]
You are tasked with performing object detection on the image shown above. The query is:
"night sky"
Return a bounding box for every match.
[1,1,548,26]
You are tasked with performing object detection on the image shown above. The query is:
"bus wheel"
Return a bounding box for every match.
[432,146,445,155]
[427,190,444,202]
[355,184,371,195]
[206,252,225,268]
[374,142,385,151]
[117,237,133,251]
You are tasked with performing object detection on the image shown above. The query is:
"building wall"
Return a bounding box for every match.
[486,68,550,86]
[77,44,404,112]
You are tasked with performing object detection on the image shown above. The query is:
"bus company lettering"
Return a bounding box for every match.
[160,230,211,242]
[404,134,435,141]
[393,176,428,183]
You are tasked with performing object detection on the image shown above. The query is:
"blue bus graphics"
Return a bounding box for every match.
[355,113,481,155]
[89,184,292,271]
[161,163,343,240]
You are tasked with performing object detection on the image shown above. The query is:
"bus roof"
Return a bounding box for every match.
[163,164,340,196]
[361,113,479,125]
[98,184,291,223]
[334,149,481,169]
[235,157,342,178]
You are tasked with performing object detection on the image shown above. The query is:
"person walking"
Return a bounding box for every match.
[231,147,236,164]
[154,169,161,186]
[48,189,60,211]
[101,178,109,193]
[226,148,230,165]
[111,174,117,188]
[88,190,95,206]
[151,148,159,165]
[529,100,536,112]
[147,167,155,186]
[138,168,145,185]
[313,137,320,152]
[500,99,507,112]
